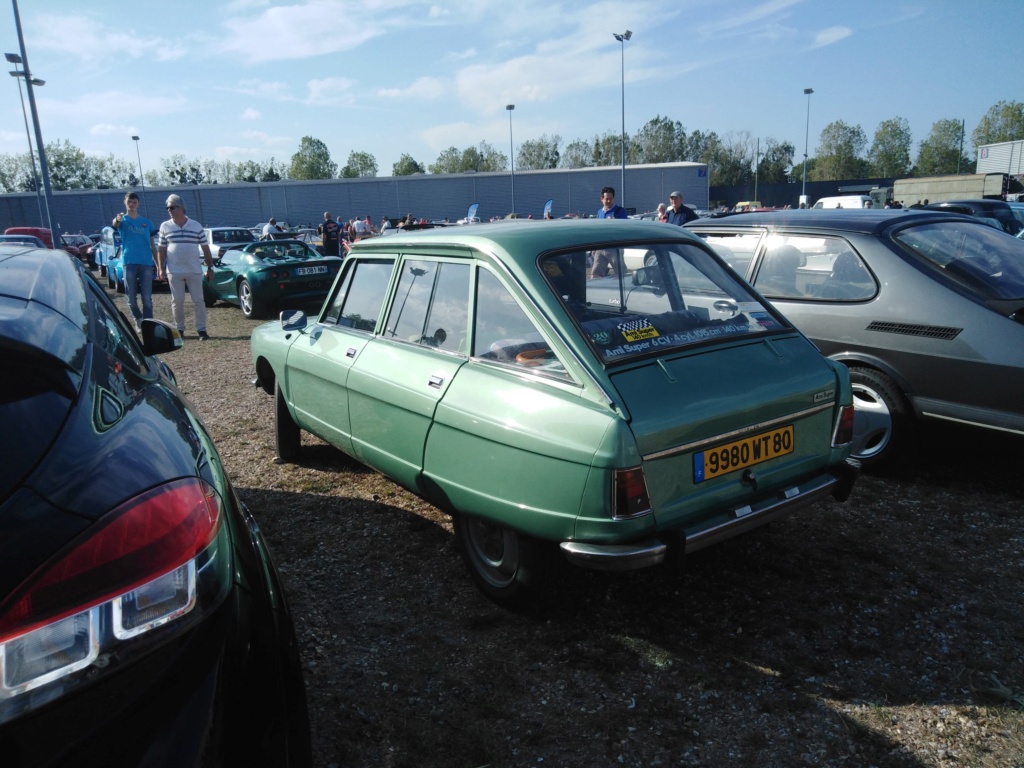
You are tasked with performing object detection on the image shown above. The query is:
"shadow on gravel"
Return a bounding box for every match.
[233,422,1023,767]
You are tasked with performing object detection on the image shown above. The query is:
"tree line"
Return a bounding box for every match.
[1,101,1020,194]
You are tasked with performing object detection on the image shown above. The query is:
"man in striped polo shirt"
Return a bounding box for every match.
[157,194,215,340]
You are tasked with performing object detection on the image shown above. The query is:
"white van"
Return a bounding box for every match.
[813,195,873,209]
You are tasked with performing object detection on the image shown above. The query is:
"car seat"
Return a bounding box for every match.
[817,252,874,300]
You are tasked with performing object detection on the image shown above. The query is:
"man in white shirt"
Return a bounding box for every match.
[157,194,214,340]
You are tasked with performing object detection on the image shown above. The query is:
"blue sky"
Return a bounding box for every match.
[1,0,1021,177]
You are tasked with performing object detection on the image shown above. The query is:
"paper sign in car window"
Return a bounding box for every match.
[617,317,660,342]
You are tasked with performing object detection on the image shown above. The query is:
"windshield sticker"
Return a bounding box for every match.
[738,302,762,312]
[602,320,754,359]
[748,312,782,329]
[617,317,660,342]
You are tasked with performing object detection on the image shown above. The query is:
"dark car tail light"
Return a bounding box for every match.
[0,478,231,725]
[613,467,652,520]
[832,404,855,447]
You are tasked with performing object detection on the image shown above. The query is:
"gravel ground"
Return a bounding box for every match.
[120,283,1024,768]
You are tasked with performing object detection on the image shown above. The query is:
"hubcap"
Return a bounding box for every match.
[850,382,893,460]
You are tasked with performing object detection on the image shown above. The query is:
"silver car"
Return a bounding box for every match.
[687,209,1024,470]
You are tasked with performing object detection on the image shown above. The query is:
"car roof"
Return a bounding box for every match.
[685,208,980,234]
[352,218,701,268]
[0,247,89,364]
[923,199,1011,211]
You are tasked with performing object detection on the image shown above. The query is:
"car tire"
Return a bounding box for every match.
[848,366,914,471]
[643,251,657,267]
[274,380,301,463]
[239,279,267,319]
[454,514,549,605]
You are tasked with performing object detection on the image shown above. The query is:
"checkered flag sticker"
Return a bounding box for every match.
[616,317,660,342]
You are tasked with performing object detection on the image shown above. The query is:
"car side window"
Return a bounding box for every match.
[322,258,395,331]
[85,279,147,373]
[754,235,876,301]
[698,232,761,276]
[473,268,570,380]
[383,259,469,352]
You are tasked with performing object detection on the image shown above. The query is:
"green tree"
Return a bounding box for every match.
[867,117,912,178]
[341,150,378,178]
[559,139,592,169]
[757,138,795,184]
[812,121,869,181]
[591,131,622,167]
[517,135,561,170]
[915,119,970,176]
[468,141,507,172]
[289,136,336,180]
[393,153,425,176]
[633,116,684,164]
[45,139,89,190]
[972,100,1024,148]
[709,132,755,186]
[429,147,461,174]
[684,129,718,164]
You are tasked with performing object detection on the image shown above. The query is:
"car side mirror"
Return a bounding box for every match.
[141,319,183,355]
[280,309,308,331]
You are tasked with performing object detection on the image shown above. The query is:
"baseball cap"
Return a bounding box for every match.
[669,191,682,198]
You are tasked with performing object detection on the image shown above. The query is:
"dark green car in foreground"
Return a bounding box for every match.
[203,239,343,319]
[251,220,859,604]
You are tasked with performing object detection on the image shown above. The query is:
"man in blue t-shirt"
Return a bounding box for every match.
[112,191,159,331]
[592,186,628,277]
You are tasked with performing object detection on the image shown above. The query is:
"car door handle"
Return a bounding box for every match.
[346,347,357,358]
[428,374,445,389]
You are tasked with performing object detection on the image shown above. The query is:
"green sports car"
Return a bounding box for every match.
[251,220,859,604]
[203,239,343,319]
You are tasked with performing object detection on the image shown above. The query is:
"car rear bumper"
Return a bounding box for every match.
[559,458,860,571]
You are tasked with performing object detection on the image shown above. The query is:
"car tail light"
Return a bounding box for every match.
[0,478,230,724]
[613,467,652,519]
[832,404,855,447]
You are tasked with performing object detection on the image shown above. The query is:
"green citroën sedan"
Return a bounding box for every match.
[251,219,859,604]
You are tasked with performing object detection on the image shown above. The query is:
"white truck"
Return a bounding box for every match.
[892,173,1016,207]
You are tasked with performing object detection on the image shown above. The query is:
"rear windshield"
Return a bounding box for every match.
[540,241,789,365]
[894,220,1024,300]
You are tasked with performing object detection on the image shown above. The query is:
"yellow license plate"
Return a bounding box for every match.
[694,425,794,482]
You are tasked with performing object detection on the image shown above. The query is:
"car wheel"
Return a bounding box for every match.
[848,366,914,471]
[454,514,548,605]
[643,251,657,267]
[239,279,267,319]
[274,380,301,463]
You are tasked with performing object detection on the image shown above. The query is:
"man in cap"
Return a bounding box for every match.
[666,191,699,226]
[157,194,214,340]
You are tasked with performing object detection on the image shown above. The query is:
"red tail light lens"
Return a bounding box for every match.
[0,479,227,724]
[614,467,652,519]
[833,404,855,446]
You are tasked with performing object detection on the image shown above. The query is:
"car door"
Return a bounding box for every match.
[283,257,396,456]
[346,256,470,490]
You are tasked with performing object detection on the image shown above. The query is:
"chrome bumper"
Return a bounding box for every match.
[559,458,860,572]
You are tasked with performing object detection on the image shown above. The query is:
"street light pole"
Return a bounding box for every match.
[506,104,515,215]
[6,55,43,225]
[11,0,58,248]
[613,30,631,208]
[801,87,813,205]
[132,135,146,212]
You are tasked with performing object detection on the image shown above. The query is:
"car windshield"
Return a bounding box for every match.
[213,229,256,244]
[894,220,1024,300]
[252,243,317,261]
[540,241,788,365]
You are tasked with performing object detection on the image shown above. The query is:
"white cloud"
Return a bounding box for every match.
[377,77,446,100]
[811,26,853,49]
[241,108,261,120]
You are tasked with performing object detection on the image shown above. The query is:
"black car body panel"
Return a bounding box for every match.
[0,247,311,766]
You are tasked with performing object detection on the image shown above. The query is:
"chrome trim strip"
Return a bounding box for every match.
[643,402,834,462]
[922,412,1024,436]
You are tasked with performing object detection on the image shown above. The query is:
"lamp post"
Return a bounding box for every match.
[10,0,58,249]
[6,53,43,225]
[801,87,813,205]
[613,30,632,208]
[506,104,515,215]
[132,135,146,211]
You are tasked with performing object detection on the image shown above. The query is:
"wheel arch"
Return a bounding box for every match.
[828,352,915,401]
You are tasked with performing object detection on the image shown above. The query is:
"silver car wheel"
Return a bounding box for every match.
[462,517,521,588]
[850,381,893,460]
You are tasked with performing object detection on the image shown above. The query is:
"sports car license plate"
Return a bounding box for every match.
[295,266,328,276]
[693,425,794,483]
